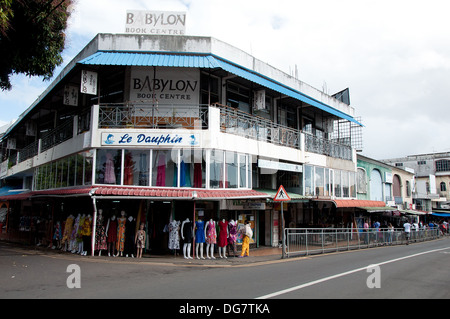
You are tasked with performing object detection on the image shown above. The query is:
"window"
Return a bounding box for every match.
[436,159,450,172]
[440,182,447,192]
[406,181,411,196]
[418,160,426,165]
[357,168,367,193]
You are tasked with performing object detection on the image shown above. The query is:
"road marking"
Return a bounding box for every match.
[256,246,450,299]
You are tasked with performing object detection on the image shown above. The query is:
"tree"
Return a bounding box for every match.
[0,0,73,91]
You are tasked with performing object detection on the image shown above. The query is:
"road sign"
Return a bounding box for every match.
[274,185,291,201]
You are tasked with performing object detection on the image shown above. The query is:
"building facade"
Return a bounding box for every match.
[0,34,365,255]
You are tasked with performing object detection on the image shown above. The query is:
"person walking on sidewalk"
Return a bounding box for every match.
[403,220,411,245]
[239,221,253,258]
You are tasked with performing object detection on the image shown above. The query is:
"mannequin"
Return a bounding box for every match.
[52,221,62,249]
[124,215,136,258]
[81,214,92,256]
[106,215,117,257]
[195,218,205,259]
[61,214,74,251]
[181,218,193,259]
[168,219,181,255]
[218,219,229,258]
[205,219,216,259]
[227,219,238,257]
[95,209,107,256]
[116,211,126,257]
[76,214,86,254]
[70,214,81,253]
[135,223,146,258]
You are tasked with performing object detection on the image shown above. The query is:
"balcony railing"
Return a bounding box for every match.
[216,104,301,149]
[304,132,352,161]
[98,103,209,129]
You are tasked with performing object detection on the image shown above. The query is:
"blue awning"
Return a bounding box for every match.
[79,51,362,126]
[431,212,450,218]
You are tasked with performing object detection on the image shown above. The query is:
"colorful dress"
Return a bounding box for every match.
[206,221,216,244]
[218,220,228,248]
[116,218,126,252]
[136,230,145,249]
[168,220,180,250]
[227,222,237,245]
[95,215,107,250]
[61,215,73,244]
[195,220,205,244]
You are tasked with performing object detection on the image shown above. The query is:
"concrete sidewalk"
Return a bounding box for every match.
[0,241,286,267]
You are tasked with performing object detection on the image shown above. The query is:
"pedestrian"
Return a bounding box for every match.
[239,221,253,258]
[403,220,411,245]
[388,223,394,245]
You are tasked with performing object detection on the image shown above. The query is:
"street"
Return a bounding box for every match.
[0,238,449,301]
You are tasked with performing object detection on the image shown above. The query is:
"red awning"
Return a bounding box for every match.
[0,186,269,201]
[332,199,387,208]
[92,186,269,200]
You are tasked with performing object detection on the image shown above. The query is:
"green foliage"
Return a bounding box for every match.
[0,0,72,90]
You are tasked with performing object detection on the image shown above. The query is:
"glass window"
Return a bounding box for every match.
[315,167,324,196]
[334,170,341,197]
[226,151,238,188]
[124,150,150,186]
[304,165,313,196]
[95,149,122,185]
[210,149,224,188]
[350,171,356,198]
[152,150,176,187]
[342,171,349,197]
[239,154,247,188]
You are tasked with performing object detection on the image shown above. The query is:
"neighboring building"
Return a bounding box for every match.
[356,154,415,227]
[0,33,365,253]
[382,152,450,212]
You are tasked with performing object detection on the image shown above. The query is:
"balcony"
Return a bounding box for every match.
[6,103,355,175]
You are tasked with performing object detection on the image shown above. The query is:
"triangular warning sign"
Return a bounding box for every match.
[274,185,291,201]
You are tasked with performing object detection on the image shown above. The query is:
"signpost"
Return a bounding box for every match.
[274,185,291,258]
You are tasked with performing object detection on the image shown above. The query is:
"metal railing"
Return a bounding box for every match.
[98,103,209,129]
[285,228,442,257]
[216,104,301,149]
[304,133,353,161]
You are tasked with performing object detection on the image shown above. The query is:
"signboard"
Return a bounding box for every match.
[130,67,199,105]
[274,185,291,202]
[64,85,79,106]
[80,70,98,95]
[125,10,186,35]
[258,159,302,173]
[101,132,199,147]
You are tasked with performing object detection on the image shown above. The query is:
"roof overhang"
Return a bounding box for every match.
[78,51,362,126]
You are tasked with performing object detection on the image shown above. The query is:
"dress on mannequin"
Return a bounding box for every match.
[107,215,117,256]
[181,218,193,259]
[95,210,107,253]
[205,219,217,259]
[124,216,136,257]
[195,219,205,259]
[218,220,228,248]
[168,220,180,251]
[227,220,238,257]
[116,213,126,256]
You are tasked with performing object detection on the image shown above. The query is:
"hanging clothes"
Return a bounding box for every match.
[195,220,205,244]
[156,153,166,186]
[206,220,216,244]
[218,220,228,248]
[124,218,136,255]
[116,218,126,252]
[168,220,180,250]
[95,215,107,250]
[107,218,117,243]
[104,153,116,184]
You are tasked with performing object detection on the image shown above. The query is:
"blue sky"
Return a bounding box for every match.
[1,0,449,160]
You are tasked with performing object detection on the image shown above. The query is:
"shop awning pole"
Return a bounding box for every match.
[90,190,98,257]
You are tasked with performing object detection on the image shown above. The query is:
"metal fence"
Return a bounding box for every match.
[285,228,443,257]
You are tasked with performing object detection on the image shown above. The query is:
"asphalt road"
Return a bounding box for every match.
[1,238,449,301]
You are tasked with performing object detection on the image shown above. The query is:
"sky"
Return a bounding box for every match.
[1,0,449,160]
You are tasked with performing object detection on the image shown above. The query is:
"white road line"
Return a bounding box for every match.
[256,246,450,299]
